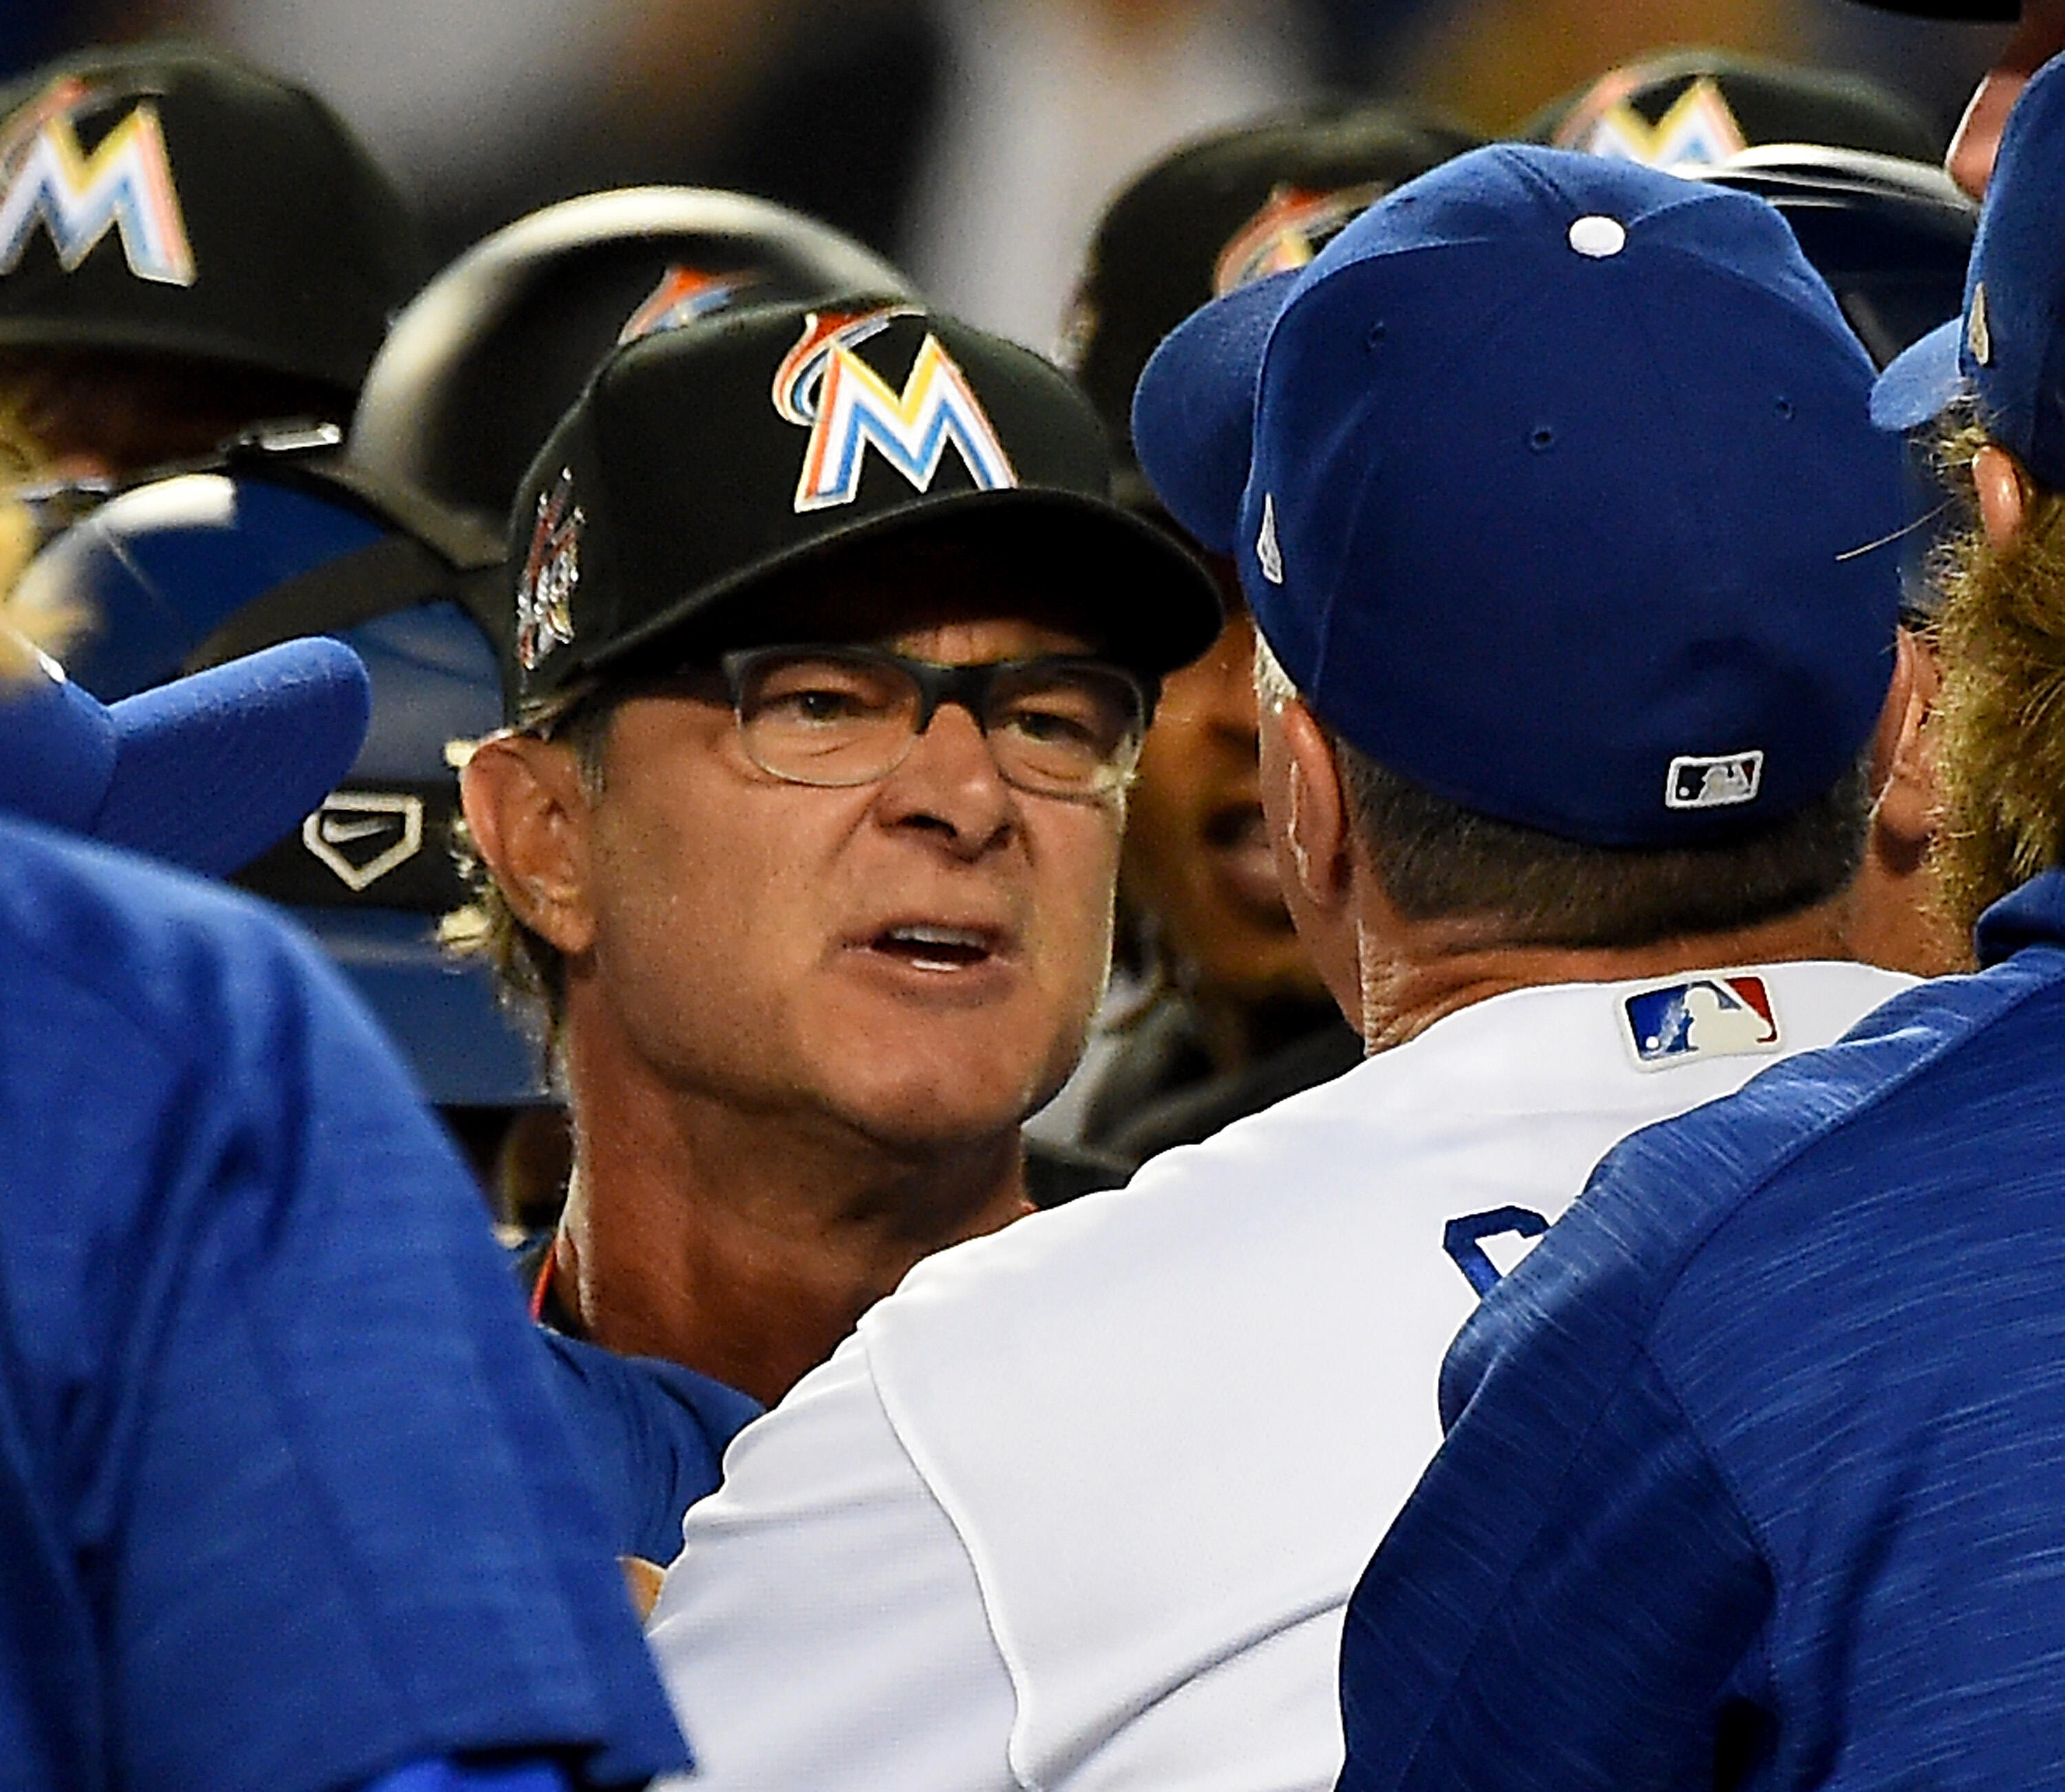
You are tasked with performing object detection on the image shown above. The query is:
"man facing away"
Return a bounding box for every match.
[639,146,1928,1790]
[1334,48,2065,1792]
[450,300,1220,1405]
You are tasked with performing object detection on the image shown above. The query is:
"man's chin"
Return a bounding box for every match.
[832,1060,1066,1158]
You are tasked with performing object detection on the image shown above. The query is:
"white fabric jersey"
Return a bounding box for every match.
[648,961,1914,1792]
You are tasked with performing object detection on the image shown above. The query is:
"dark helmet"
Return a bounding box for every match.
[1688,144,1977,370]
[0,41,423,401]
[347,185,917,529]
[16,431,540,1107]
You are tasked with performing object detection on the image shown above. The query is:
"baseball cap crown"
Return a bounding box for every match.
[0,41,423,394]
[1872,52,2065,490]
[505,302,1221,707]
[1138,144,1907,847]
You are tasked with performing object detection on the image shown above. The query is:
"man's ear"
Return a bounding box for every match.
[1275,696,1354,912]
[1868,626,1942,864]
[1975,442,2032,550]
[458,732,600,957]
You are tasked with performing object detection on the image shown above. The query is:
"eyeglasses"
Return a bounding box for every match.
[714,644,1151,798]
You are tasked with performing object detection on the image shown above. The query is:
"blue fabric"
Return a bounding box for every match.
[365,1758,572,1792]
[0,636,370,876]
[1338,866,2065,1791]
[1872,52,2065,489]
[540,1334,760,1564]
[1134,142,1906,848]
[0,813,689,1792]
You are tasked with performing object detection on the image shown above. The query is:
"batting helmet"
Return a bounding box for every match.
[348,185,917,529]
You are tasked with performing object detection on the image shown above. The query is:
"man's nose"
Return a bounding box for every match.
[872,699,1017,853]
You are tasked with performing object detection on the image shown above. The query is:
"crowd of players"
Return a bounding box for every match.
[6,2,2065,1787]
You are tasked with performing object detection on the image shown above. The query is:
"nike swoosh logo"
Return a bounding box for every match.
[318,815,393,844]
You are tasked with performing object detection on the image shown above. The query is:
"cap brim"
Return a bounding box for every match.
[584,484,1226,686]
[1131,268,1299,554]
[1871,315,1966,432]
[96,637,371,875]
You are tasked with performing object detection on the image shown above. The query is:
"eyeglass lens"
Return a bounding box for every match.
[729,648,1144,795]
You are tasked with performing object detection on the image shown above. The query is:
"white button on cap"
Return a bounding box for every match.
[1567,215,1627,258]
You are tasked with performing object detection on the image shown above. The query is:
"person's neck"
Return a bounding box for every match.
[553,1067,1030,1406]
[1352,891,1863,1056]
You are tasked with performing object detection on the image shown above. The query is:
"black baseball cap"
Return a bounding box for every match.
[0,41,424,398]
[1523,48,1944,167]
[503,301,1222,710]
[1062,103,1479,487]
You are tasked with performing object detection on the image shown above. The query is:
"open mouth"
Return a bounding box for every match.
[1200,801,1289,919]
[871,924,999,972]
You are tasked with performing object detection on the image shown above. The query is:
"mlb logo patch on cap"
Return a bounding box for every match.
[1622,974,1780,1069]
[1666,749,1764,811]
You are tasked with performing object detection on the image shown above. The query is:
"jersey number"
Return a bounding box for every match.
[1443,1206,1549,1297]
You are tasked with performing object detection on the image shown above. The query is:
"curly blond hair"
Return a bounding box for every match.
[0,513,63,681]
[1926,414,2065,930]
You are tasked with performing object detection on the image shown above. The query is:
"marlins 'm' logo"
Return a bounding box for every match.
[1212,182,1384,295]
[0,76,196,285]
[773,306,1017,514]
[617,265,761,345]
[1552,75,1748,170]
[516,468,582,670]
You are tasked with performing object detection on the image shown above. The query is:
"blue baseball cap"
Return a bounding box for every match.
[1134,142,1908,847]
[0,632,369,875]
[1871,52,2065,489]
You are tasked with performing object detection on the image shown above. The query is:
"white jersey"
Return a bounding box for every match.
[648,961,1913,1792]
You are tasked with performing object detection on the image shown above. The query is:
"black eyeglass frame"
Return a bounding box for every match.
[715,642,1157,799]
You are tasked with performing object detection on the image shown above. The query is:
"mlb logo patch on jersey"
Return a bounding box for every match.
[1622,974,1779,1069]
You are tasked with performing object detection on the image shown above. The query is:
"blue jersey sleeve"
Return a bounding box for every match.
[364,1760,576,1792]
[0,824,691,1792]
[538,1333,761,1564]
[1339,922,2065,1792]
[1337,1308,1770,1791]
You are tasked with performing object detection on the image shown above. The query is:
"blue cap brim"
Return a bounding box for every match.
[1870,314,1965,432]
[1131,268,1299,553]
[95,638,372,875]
